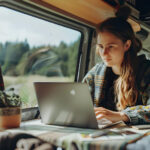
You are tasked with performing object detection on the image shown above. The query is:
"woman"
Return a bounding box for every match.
[83,6,150,125]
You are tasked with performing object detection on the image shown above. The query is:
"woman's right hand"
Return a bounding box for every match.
[94,107,130,123]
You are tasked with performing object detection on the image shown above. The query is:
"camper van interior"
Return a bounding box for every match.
[0,0,150,149]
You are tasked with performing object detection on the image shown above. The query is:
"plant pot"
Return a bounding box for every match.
[0,107,21,129]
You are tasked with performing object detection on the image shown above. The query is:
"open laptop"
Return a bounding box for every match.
[34,82,122,129]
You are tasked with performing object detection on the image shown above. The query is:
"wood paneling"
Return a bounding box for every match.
[30,0,141,31]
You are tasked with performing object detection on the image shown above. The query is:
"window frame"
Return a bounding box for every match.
[0,0,95,82]
[0,0,95,119]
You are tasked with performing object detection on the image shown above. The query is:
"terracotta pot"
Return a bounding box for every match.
[0,107,21,129]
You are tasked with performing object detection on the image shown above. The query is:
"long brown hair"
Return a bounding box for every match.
[97,6,142,110]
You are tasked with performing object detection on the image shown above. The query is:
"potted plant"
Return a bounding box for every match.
[0,88,22,129]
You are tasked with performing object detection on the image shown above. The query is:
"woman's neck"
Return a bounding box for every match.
[112,65,121,75]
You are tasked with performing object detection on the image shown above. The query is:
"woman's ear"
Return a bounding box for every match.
[124,40,131,51]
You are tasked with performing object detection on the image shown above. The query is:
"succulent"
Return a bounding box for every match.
[0,88,21,107]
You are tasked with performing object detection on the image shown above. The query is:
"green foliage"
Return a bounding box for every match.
[2,41,29,76]
[0,37,80,77]
[0,43,4,65]
[68,38,80,76]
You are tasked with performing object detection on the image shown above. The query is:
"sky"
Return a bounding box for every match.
[0,7,81,47]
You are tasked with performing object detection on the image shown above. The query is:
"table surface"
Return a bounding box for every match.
[2,119,150,150]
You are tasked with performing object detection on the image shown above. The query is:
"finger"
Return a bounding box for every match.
[96,114,105,120]
[95,111,106,115]
[95,111,100,114]
[95,111,105,114]
[94,107,106,111]
[95,108,113,115]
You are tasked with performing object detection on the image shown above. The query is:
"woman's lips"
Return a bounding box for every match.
[104,58,111,62]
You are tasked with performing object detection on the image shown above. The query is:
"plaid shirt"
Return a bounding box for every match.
[82,55,150,125]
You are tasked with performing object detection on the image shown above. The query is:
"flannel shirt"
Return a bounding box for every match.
[82,55,150,125]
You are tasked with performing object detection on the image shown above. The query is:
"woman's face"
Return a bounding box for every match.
[97,31,131,67]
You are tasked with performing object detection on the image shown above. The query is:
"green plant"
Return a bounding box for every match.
[0,88,21,107]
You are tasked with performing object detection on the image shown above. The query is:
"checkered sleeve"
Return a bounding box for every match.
[82,64,101,101]
[122,84,150,125]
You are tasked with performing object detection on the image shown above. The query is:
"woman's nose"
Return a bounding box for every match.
[102,47,108,55]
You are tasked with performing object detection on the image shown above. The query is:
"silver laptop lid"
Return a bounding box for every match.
[34,82,98,129]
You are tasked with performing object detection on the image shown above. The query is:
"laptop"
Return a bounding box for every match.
[34,82,123,129]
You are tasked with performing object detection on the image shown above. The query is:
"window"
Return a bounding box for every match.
[0,7,81,108]
[136,28,150,59]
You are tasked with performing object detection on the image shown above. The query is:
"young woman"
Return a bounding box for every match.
[83,6,150,125]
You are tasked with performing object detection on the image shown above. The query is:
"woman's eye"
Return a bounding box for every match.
[97,45,103,50]
[99,46,103,50]
[108,45,113,49]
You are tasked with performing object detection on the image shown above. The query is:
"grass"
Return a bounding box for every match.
[3,75,74,108]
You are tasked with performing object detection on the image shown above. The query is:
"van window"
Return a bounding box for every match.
[0,7,81,108]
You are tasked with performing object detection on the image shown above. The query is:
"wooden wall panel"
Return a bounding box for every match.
[30,0,141,31]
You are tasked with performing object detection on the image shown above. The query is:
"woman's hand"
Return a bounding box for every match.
[94,107,129,123]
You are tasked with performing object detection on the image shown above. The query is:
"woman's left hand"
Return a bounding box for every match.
[94,107,129,123]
